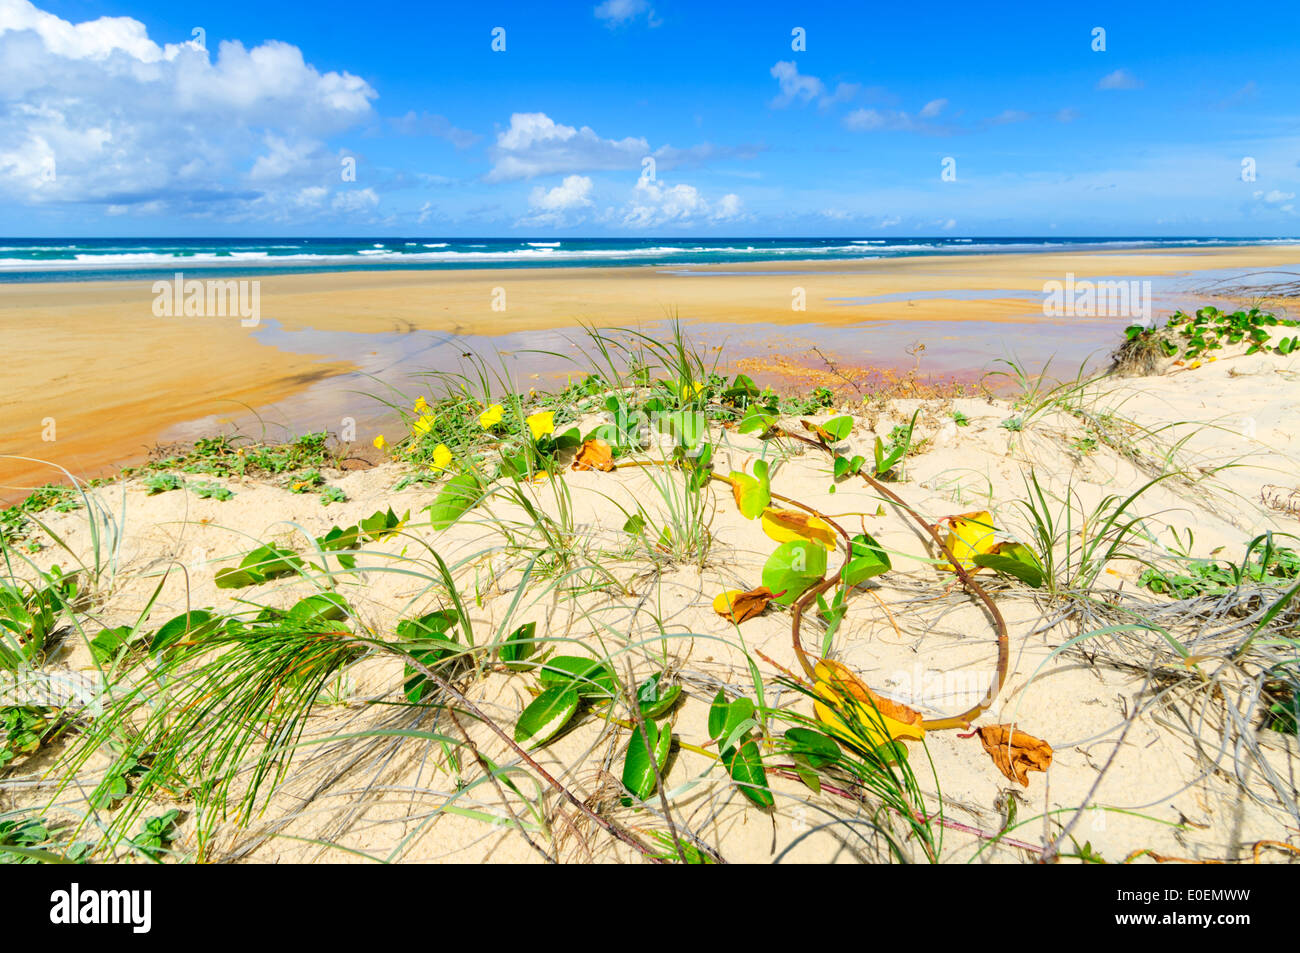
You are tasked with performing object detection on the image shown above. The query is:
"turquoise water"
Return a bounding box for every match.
[1,236,1296,283]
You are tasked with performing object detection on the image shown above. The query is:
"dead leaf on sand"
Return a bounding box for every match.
[974,724,1052,787]
[712,587,779,624]
[571,438,614,472]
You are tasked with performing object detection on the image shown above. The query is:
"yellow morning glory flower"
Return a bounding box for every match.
[373,434,387,449]
[431,444,453,471]
[414,396,429,413]
[479,403,504,429]
[526,410,555,441]
[413,414,435,436]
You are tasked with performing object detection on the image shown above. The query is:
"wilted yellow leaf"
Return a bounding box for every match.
[729,462,770,519]
[761,508,836,550]
[813,658,925,750]
[712,586,778,624]
[936,510,996,571]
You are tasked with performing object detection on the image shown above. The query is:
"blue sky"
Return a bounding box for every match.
[1,0,1297,236]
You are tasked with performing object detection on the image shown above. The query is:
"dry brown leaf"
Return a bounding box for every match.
[800,419,835,442]
[712,586,779,624]
[975,724,1052,787]
[571,438,614,472]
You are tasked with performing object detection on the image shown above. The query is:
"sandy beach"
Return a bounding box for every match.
[8,334,1300,863]
[5,244,1300,497]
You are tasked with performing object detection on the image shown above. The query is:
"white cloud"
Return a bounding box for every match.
[486,112,755,183]
[533,175,594,209]
[770,60,825,107]
[1097,68,1142,91]
[332,188,378,212]
[487,112,648,182]
[919,98,948,119]
[594,0,660,27]
[711,192,743,221]
[621,174,741,228]
[517,175,594,227]
[0,0,376,217]
[293,186,327,208]
[843,108,916,132]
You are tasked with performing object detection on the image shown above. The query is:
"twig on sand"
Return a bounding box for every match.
[403,656,662,863]
[1039,681,1148,864]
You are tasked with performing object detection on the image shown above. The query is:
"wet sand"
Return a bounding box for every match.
[4,244,1299,495]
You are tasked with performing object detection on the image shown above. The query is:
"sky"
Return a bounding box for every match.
[1,0,1297,237]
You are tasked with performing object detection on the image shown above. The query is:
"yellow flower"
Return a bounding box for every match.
[479,403,504,429]
[413,414,435,436]
[414,395,429,413]
[526,410,555,441]
[431,444,453,471]
[373,434,387,450]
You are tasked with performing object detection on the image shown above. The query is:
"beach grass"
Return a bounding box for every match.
[2,316,1299,865]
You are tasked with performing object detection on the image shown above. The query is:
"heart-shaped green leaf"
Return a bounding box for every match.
[287,593,350,625]
[844,532,891,586]
[150,610,220,654]
[722,737,773,808]
[972,542,1044,588]
[426,472,482,530]
[784,727,841,768]
[761,540,827,605]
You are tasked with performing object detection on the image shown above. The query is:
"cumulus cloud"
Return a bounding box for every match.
[768,62,867,110]
[487,112,648,182]
[486,112,756,183]
[1097,68,1142,90]
[332,188,379,212]
[1253,189,1296,213]
[770,61,825,107]
[0,0,377,217]
[621,174,742,228]
[519,174,595,226]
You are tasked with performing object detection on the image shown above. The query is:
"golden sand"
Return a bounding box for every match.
[4,244,1299,493]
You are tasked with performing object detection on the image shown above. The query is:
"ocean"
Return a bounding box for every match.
[1,236,1296,283]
